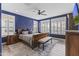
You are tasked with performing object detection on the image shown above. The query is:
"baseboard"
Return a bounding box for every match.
[1,42,6,45]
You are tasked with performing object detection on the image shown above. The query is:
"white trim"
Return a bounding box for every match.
[1,42,6,45]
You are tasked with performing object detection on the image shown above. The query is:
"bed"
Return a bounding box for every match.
[19,33,40,48]
[16,29,48,49]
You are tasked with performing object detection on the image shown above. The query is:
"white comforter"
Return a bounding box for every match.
[19,33,40,46]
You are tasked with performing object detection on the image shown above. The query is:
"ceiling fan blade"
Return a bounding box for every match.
[41,13,47,15]
[41,10,45,13]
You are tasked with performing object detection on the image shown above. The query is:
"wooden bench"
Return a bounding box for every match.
[32,33,48,48]
[38,37,52,50]
[32,33,52,50]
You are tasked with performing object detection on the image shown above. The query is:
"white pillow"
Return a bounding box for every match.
[22,31,28,34]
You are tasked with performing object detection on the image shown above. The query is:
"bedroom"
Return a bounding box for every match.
[1,3,79,56]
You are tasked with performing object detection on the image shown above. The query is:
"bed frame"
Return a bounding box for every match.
[32,33,48,49]
[16,28,48,49]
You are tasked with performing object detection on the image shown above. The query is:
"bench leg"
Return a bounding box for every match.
[38,43,40,48]
[43,44,44,50]
[51,39,52,43]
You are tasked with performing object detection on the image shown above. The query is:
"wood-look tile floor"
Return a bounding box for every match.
[2,38,65,56]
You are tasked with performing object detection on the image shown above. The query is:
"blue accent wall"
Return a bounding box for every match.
[2,10,35,42]
[15,14,34,32]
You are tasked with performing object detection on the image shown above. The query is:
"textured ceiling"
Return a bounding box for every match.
[2,3,74,20]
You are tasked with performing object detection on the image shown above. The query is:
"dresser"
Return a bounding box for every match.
[6,34,20,45]
[66,30,79,56]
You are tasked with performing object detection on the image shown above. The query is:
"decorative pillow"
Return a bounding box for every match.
[22,31,28,34]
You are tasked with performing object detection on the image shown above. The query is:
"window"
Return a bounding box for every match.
[51,17,66,35]
[41,20,50,33]
[33,21,38,33]
[1,13,15,37]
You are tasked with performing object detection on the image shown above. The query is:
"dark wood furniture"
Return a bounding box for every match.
[66,30,79,56]
[6,34,20,45]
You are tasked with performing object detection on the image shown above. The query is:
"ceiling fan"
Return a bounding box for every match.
[33,10,47,15]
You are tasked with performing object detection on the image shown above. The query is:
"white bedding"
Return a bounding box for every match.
[19,33,40,46]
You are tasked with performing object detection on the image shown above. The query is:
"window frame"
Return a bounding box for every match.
[40,16,66,35]
[40,20,50,33]
[1,13,15,37]
[33,20,38,33]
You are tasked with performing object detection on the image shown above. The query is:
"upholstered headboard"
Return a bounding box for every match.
[15,28,27,34]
